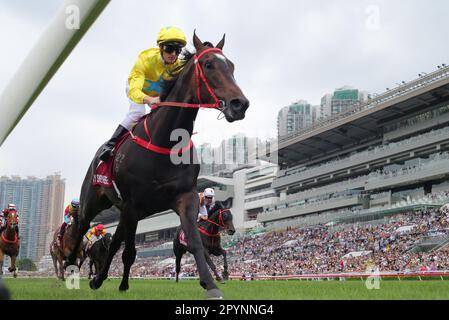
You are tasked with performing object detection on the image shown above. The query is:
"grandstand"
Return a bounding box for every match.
[260,65,449,230]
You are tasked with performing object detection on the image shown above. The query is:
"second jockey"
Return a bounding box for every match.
[0,204,20,238]
[86,224,107,252]
[98,26,187,161]
[58,198,80,246]
[197,188,215,222]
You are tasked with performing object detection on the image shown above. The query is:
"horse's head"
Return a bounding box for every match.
[6,211,18,228]
[217,209,235,236]
[192,32,249,122]
[103,233,112,249]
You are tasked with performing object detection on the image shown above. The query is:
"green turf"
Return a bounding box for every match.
[3,278,449,300]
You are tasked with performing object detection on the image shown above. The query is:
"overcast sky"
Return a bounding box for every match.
[1,0,449,204]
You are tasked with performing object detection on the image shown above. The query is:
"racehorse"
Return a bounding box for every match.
[65,32,249,299]
[0,211,20,278]
[173,201,235,283]
[50,222,86,280]
[87,233,112,279]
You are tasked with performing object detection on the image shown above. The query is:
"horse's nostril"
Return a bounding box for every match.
[230,99,246,111]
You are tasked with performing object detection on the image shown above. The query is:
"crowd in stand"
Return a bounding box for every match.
[107,206,449,278]
[29,206,449,279]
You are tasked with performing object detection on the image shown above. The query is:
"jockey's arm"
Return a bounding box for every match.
[128,56,147,105]
[198,205,208,221]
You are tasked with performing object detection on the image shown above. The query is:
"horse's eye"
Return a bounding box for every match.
[204,62,212,69]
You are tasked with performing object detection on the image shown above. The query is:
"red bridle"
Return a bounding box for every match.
[151,47,225,111]
[130,47,225,155]
[1,213,18,244]
[198,209,229,237]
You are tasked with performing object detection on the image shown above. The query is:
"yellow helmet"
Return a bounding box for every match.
[157,26,187,47]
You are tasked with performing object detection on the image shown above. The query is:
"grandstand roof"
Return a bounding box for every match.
[197,175,234,189]
[273,69,449,167]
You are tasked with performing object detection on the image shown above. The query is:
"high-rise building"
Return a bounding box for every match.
[277,100,313,137]
[330,86,368,115]
[0,174,65,262]
[198,134,262,176]
[320,94,332,119]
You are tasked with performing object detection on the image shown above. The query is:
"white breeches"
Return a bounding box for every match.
[120,82,148,130]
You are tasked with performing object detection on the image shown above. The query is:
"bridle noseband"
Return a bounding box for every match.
[198,209,230,237]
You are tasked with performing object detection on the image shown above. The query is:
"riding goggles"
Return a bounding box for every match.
[163,44,183,55]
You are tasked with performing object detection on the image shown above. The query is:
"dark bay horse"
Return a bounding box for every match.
[174,202,235,283]
[50,223,86,280]
[65,32,249,299]
[88,233,112,279]
[0,211,20,278]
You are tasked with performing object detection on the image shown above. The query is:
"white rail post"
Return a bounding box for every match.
[0,0,110,146]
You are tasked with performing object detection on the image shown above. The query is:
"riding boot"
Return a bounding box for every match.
[98,125,129,161]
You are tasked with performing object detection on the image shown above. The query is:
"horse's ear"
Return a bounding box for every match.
[216,34,225,50]
[223,197,233,208]
[193,30,205,52]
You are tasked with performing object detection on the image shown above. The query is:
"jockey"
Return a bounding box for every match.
[1,204,20,238]
[98,26,187,161]
[86,224,107,251]
[0,209,4,232]
[58,198,80,245]
[197,188,215,222]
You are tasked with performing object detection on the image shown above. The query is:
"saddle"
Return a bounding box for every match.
[93,132,130,188]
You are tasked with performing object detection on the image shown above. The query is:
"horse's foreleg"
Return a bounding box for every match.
[175,192,222,299]
[89,259,94,279]
[204,250,222,283]
[58,257,65,281]
[119,218,137,292]
[175,249,183,283]
[221,249,229,281]
[51,253,59,279]
[9,255,17,277]
[90,223,124,290]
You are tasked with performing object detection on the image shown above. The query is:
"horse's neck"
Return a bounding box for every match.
[4,225,15,239]
[204,214,219,234]
[146,62,198,147]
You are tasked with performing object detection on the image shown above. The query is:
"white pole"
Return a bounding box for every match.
[0,0,110,146]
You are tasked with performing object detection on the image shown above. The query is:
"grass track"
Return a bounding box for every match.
[3,278,449,300]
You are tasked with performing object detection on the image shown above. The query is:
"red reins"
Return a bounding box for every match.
[130,48,225,155]
[198,209,228,237]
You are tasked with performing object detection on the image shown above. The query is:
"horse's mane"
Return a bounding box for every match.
[159,49,194,102]
[160,42,215,102]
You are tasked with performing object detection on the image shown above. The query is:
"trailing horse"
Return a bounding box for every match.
[50,222,86,280]
[65,32,249,299]
[0,211,20,278]
[87,233,112,279]
[174,201,235,283]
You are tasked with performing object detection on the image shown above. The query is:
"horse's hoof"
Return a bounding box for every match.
[216,276,224,284]
[119,283,129,292]
[89,278,102,290]
[13,273,17,278]
[206,288,223,300]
